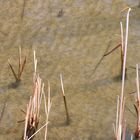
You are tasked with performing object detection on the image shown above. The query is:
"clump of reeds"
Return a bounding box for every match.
[134,64,140,138]
[113,7,131,140]
[8,47,26,87]
[23,81,52,140]
[60,74,70,125]
[23,74,42,140]
[23,51,52,140]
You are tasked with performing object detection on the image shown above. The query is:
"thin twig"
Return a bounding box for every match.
[21,0,26,21]
[92,41,111,75]
[104,43,121,57]
[18,46,22,78]
[20,109,26,114]
[17,119,25,123]
[128,66,140,71]
[0,94,9,123]
[8,59,18,81]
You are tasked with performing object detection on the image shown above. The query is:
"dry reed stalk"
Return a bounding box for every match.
[43,81,52,140]
[114,8,131,140]
[120,22,124,74]
[134,64,140,138]
[104,8,131,77]
[8,47,26,83]
[114,96,126,140]
[60,74,70,125]
[104,25,125,77]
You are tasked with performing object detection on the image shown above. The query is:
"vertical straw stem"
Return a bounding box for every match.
[43,84,48,140]
[120,22,124,73]
[115,8,131,140]
[120,8,131,100]
[19,57,26,79]
[119,8,131,129]
[120,22,124,53]
[116,96,120,136]
[42,81,52,140]
[18,46,22,79]
[136,64,140,100]
[47,81,51,113]
[33,50,37,74]
[60,74,70,124]
[135,64,140,138]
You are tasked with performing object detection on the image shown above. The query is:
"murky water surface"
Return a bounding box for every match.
[0,1,140,140]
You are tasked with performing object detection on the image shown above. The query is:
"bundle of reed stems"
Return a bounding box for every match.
[23,51,42,140]
[24,74,42,140]
[23,51,52,140]
[114,7,131,140]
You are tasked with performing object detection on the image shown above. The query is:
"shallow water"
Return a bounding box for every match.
[0,0,140,140]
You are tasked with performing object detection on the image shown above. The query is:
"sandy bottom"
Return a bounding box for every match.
[0,1,140,140]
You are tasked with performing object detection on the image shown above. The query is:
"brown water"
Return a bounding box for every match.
[0,0,140,140]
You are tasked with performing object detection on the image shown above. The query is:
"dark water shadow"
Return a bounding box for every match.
[50,119,71,128]
[8,80,21,89]
[112,74,122,82]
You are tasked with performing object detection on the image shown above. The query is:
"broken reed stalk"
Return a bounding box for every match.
[134,64,140,138]
[104,42,125,77]
[114,8,131,140]
[103,43,121,57]
[8,47,26,83]
[60,74,70,125]
[103,12,129,77]
[104,27,125,77]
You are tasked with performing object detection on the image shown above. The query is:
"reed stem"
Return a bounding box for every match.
[60,74,70,125]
